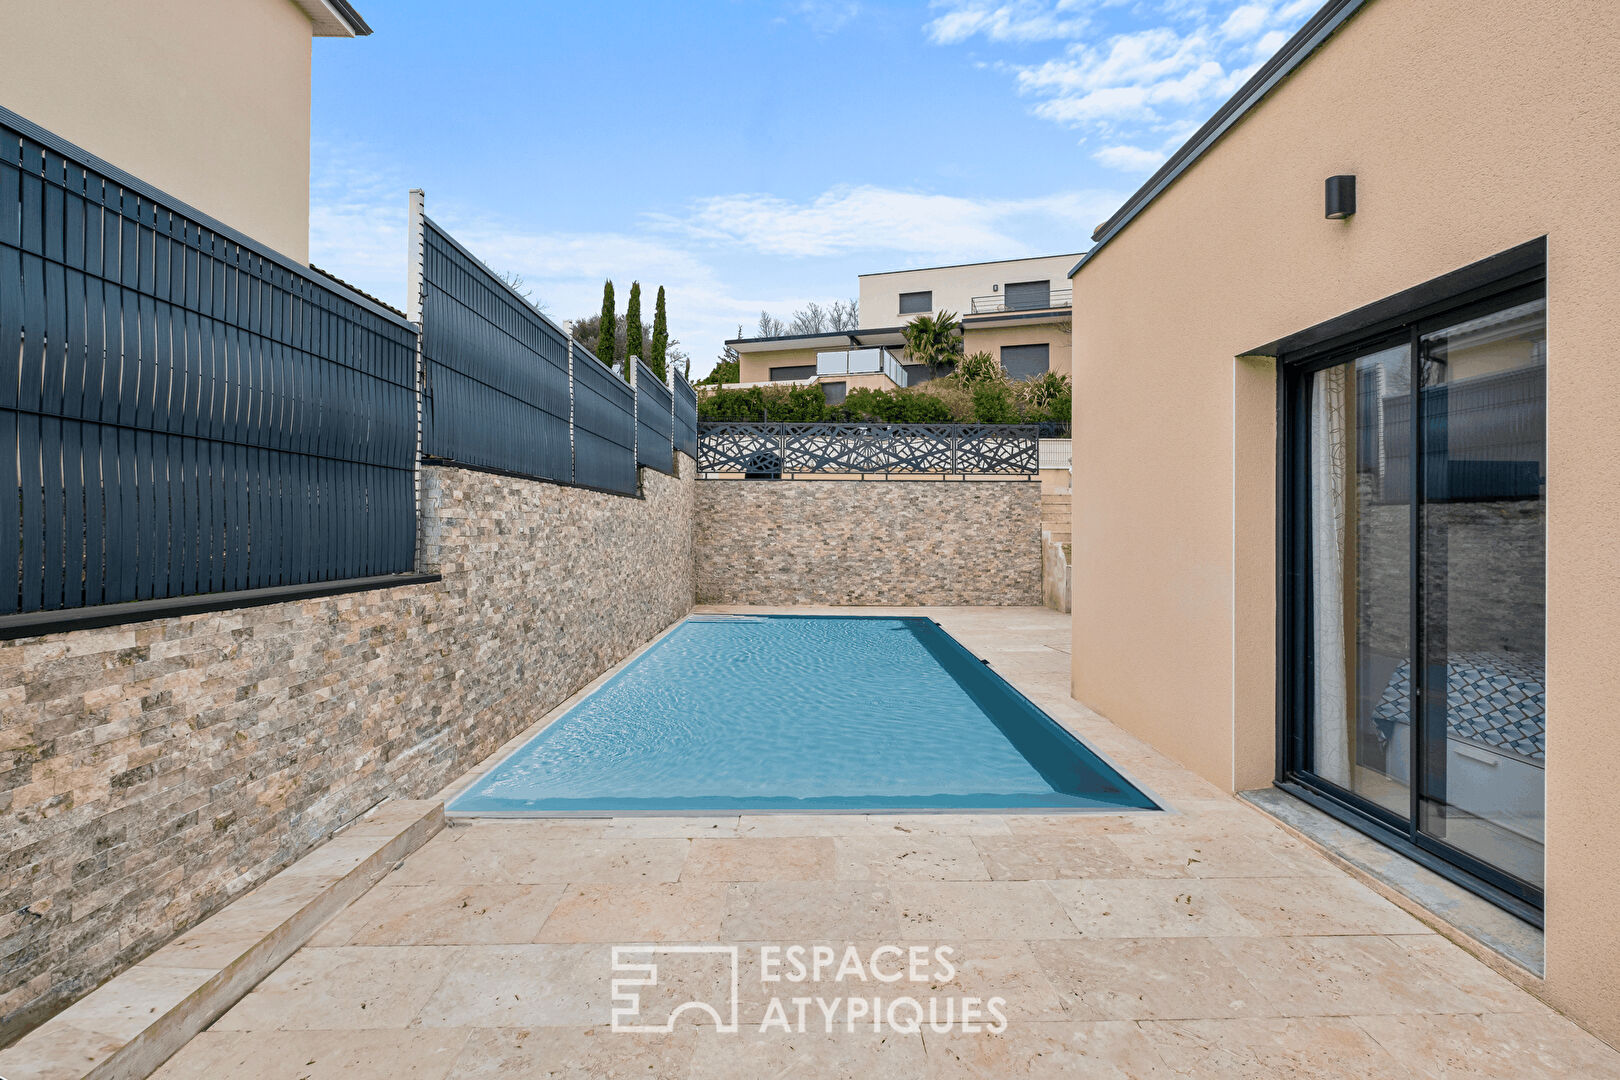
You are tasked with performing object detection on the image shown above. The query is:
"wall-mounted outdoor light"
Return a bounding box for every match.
[1325,174,1356,219]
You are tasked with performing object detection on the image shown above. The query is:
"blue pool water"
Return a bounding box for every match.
[448,615,1158,814]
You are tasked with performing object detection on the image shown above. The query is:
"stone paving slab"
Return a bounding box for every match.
[145,608,1620,1078]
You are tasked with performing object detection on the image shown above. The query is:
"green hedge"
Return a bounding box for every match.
[696,373,1070,426]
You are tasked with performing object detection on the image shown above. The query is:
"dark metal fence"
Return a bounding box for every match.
[571,342,637,494]
[412,205,641,497]
[1,107,420,619]
[634,358,673,475]
[673,369,697,460]
[697,422,1038,478]
[418,217,571,484]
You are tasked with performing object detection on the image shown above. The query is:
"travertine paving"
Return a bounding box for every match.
[152,608,1620,1079]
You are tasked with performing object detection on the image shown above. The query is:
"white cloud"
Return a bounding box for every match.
[667,184,1117,259]
[1092,144,1166,172]
[925,0,1093,44]
[1219,3,1270,40]
[787,0,862,36]
[931,1,1319,138]
[1251,28,1289,55]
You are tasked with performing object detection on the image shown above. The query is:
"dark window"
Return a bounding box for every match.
[821,381,847,405]
[1004,280,1052,311]
[899,291,932,315]
[1000,343,1050,380]
[769,364,817,381]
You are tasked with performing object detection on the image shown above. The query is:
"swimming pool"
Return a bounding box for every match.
[448,614,1159,814]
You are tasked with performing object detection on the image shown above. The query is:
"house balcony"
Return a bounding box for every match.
[968,288,1072,315]
[816,346,909,388]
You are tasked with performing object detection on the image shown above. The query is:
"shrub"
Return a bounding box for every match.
[698,385,766,420]
[844,387,954,423]
[1041,388,1072,424]
[769,383,835,421]
[914,377,978,422]
[1019,370,1070,411]
[971,380,1019,424]
[955,350,1002,386]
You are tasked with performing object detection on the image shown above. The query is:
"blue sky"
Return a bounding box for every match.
[311,0,1320,374]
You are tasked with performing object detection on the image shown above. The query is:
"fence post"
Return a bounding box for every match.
[567,334,577,486]
[407,189,427,571]
[628,358,639,476]
[667,366,678,469]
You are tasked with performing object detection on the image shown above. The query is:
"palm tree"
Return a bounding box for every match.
[901,310,963,376]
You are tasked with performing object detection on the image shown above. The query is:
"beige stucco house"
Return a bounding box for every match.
[1066,0,1618,1047]
[728,253,1078,401]
[0,0,371,262]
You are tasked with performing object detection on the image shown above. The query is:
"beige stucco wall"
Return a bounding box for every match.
[963,321,1073,379]
[0,0,316,261]
[737,347,820,384]
[859,254,1079,327]
[1066,0,1618,1042]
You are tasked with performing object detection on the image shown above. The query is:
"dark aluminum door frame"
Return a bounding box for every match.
[1274,266,1547,919]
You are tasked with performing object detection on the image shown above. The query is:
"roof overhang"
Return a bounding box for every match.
[1069,0,1367,279]
[961,309,1071,332]
[294,0,372,37]
[728,326,910,352]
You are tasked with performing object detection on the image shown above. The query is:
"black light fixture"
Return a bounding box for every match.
[1325,174,1356,219]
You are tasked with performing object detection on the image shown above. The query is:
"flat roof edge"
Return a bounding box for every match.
[860,253,1085,278]
[727,325,907,347]
[1070,0,1368,279]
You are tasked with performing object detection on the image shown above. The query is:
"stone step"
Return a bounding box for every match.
[0,800,444,1080]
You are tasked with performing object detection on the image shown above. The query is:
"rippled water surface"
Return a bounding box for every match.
[450,615,1152,813]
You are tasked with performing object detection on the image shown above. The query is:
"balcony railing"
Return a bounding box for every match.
[816,347,909,387]
[968,288,1073,315]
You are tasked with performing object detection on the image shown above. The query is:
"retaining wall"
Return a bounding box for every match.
[0,458,695,1043]
[695,479,1041,606]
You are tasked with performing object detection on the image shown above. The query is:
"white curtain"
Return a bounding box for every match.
[1310,366,1351,786]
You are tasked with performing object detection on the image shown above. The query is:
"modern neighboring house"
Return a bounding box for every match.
[1065,0,1619,1047]
[727,253,1079,402]
[0,0,371,263]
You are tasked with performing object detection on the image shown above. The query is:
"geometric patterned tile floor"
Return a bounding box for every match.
[152,607,1620,1079]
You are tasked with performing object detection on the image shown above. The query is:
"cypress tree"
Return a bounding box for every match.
[649,286,669,382]
[595,279,616,370]
[623,281,643,382]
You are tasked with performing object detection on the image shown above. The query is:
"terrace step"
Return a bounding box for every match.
[0,800,443,1080]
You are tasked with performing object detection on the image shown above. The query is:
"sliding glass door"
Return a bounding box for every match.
[1285,283,1546,908]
